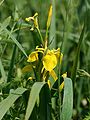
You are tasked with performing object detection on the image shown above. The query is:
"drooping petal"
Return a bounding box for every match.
[49,70,58,81]
[42,52,57,72]
[27,51,38,62]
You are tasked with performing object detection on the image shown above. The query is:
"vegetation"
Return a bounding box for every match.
[0,0,90,120]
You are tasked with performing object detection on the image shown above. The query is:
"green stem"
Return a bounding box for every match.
[37,28,44,46]
[7,44,17,82]
[7,22,22,82]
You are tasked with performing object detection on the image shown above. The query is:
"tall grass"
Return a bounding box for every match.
[0,0,90,120]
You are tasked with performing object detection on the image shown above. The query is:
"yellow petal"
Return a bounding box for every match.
[28,77,33,80]
[27,51,38,62]
[33,12,38,18]
[42,52,57,71]
[30,27,34,31]
[36,46,45,51]
[49,70,58,81]
[54,48,63,64]
[59,81,64,91]
[47,80,51,88]
[54,48,60,59]
[34,17,38,29]
[62,72,67,78]
[25,17,34,22]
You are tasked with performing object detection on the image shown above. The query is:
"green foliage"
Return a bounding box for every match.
[0,87,27,120]
[83,113,90,120]
[0,0,90,120]
[71,24,86,82]
[25,82,49,120]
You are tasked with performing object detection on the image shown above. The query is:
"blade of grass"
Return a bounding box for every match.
[76,78,83,112]
[71,24,85,82]
[0,16,11,33]
[60,78,73,120]
[0,87,27,120]
[7,22,21,82]
[0,0,4,6]
[7,44,17,82]
[0,23,27,57]
[0,59,7,82]
[39,83,51,120]
[6,28,27,57]
[25,82,47,120]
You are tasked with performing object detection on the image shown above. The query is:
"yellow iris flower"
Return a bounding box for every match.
[27,47,62,70]
[42,49,63,72]
[27,47,63,81]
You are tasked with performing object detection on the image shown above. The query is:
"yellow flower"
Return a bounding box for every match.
[25,12,39,30]
[27,51,38,62]
[27,47,63,81]
[42,50,57,72]
[42,48,63,72]
[27,47,63,72]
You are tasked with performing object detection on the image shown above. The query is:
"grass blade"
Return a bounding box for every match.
[0,23,27,57]
[71,24,85,81]
[0,87,27,120]
[25,82,47,120]
[61,78,73,120]
[7,45,17,82]
[39,83,51,120]
[5,28,27,57]
[0,0,4,6]
[0,16,11,32]
[0,59,7,82]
